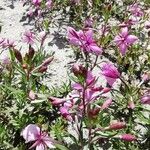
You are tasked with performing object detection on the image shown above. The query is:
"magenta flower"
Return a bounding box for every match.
[21,124,55,150]
[67,27,102,55]
[114,27,138,55]
[101,63,120,86]
[32,0,41,6]
[22,30,35,45]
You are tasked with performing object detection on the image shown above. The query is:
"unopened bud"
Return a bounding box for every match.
[48,97,66,105]
[29,90,36,100]
[101,99,112,110]
[13,49,23,64]
[22,64,28,69]
[42,57,53,67]
[106,121,126,130]
[72,64,87,77]
[141,92,150,105]
[28,46,35,59]
[88,107,100,119]
[38,66,47,73]
[119,134,136,142]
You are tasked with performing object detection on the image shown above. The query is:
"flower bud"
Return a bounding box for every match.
[128,101,135,109]
[101,99,112,110]
[119,134,136,142]
[88,107,100,119]
[13,49,23,64]
[29,90,36,100]
[28,46,35,60]
[48,97,66,105]
[42,57,53,67]
[102,87,111,93]
[38,66,47,73]
[22,64,28,69]
[72,64,87,77]
[106,121,126,130]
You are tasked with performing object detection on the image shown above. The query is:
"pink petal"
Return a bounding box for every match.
[119,43,128,55]
[36,143,45,150]
[72,83,83,91]
[67,27,80,46]
[114,35,122,45]
[121,27,128,37]
[86,71,95,86]
[89,44,102,55]
[44,141,55,149]
[126,35,138,44]
[105,77,116,86]
[21,124,40,142]
[85,30,93,42]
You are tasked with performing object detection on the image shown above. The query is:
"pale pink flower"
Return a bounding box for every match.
[101,63,120,86]
[1,56,10,65]
[114,27,138,55]
[67,27,102,55]
[128,3,144,17]
[21,124,55,150]
[22,30,35,45]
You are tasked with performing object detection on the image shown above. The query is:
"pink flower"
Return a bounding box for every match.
[128,3,144,17]
[119,134,136,142]
[32,0,41,6]
[114,27,138,55]
[21,124,55,150]
[141,92,150,105]
[67,27,102,55]
[101,63,120,86]
[22,30,35,45]
[59,106,73,121]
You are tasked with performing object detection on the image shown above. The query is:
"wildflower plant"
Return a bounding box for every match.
[0,0,150,150]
